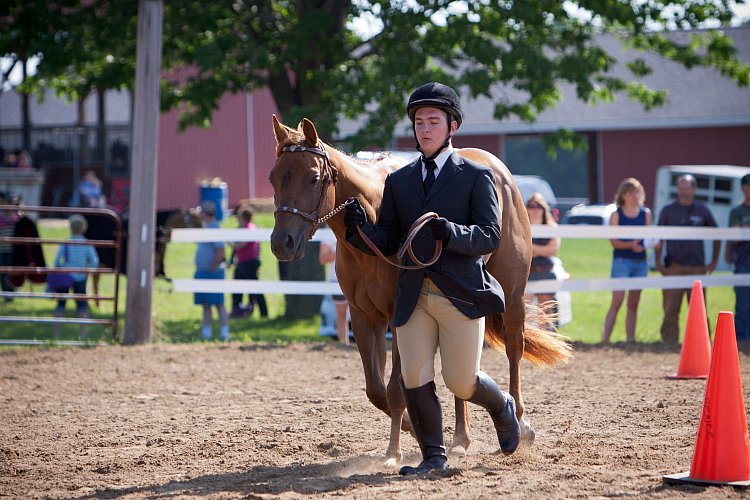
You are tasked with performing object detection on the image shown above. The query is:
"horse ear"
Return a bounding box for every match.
[301,118,319,146]
[272,114,288,145]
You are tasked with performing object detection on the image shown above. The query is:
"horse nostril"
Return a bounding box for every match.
[285,234,295,252]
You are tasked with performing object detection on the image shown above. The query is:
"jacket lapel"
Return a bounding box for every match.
[425,152,463,202]
[407,160,426,199]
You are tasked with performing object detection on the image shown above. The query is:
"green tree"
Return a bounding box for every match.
[1,1,137,155]
[3,1,749,149]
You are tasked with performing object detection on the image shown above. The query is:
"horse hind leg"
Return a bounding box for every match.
[487,305,535,447]
[450,397,471,456]
[502,301,536,447]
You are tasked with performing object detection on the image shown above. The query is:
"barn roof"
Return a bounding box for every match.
[340,26,750,139]
[456,26,750,136]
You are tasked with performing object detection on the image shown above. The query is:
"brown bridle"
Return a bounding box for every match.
[273,143,338,234]
[273,142,442,269]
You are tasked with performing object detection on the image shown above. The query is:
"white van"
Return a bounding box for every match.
[515,175,557,209]
[653,164,750,271]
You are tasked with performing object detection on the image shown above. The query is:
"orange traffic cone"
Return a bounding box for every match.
[666,280,711,379]
[664,311,750,488]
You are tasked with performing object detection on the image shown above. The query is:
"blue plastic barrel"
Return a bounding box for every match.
[199,183,228,221]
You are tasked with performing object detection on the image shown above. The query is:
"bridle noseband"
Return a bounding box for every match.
[274,142,353,239]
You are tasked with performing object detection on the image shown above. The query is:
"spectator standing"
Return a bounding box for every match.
[525,192,561,319]
[654,174,720,344]
[0,195,18,300]
[602,178,656,343]
[13,150,33,170]
[51,215,99,338]
[726,173,750,341]
[76,170,107,208]
[194,201,229,341]
[229,206,268,319]
[319,238,350,345]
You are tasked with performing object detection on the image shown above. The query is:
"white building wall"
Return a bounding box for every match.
[0,88,131,126]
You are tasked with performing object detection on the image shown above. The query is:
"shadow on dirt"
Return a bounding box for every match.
[69,455,455,499]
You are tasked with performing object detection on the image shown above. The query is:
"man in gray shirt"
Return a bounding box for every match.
[654,174,719,344]
[726,173,750,341]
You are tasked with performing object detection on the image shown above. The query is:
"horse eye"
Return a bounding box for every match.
[311,176,319,186]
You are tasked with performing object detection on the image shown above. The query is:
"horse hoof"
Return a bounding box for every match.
[448,445,467,457]
[519,417,536,447]
[384,457,401,468]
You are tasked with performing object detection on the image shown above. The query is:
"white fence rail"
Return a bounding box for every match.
[170,225,749,295]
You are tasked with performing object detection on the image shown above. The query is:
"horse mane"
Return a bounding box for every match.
[274,120,403,194]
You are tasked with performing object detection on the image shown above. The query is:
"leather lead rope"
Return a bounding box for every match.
[355,211,442,270]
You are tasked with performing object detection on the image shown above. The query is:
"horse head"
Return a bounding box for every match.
[269,115,338,261]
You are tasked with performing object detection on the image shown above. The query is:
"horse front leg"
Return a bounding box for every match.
[504,302,535,447]
[350,311,403,462]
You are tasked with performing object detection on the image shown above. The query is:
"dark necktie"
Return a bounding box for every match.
[423,160,437,195]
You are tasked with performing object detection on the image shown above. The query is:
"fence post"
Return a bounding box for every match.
[124,0,163,344]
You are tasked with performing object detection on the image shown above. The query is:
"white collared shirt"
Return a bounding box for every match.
[422,146,454,181]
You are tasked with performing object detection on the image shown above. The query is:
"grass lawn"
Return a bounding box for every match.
[0,212,736,345]
[557,238,734,344]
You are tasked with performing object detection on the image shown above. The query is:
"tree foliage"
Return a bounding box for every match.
[1,1,748,148]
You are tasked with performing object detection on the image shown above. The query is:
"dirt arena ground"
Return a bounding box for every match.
[2,341,750,499]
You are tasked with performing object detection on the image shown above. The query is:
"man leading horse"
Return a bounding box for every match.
[344,82,520,475]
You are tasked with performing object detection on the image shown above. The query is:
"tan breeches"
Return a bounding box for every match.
[397,279,484,400]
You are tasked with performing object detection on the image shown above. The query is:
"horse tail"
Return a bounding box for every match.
[484,301,572,367]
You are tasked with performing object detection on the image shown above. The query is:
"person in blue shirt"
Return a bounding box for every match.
[602,178,656,344]
[51,214,99,338]
[76,170,107,208]
[194,200,229,341]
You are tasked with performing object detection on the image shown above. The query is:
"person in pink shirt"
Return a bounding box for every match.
[229,207,268,318]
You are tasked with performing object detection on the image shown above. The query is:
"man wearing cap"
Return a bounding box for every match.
[654,174,720,344]
[344,82,520,475]
[726,173,750,341]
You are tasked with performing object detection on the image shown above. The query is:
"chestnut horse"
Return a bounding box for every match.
[269,116,571,463]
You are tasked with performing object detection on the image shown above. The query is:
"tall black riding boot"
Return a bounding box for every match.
[468,371,521,455]
[398,379,449,475]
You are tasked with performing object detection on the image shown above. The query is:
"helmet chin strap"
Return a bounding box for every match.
[413,111,454,162]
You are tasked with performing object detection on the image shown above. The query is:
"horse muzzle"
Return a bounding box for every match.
[270,228,307,261]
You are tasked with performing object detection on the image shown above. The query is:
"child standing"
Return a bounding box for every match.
[230,206,267,318]
[51,214,99,338]
[194,200,229,340]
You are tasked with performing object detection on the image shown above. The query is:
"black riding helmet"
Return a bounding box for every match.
[407,82,463,128]
[406,82,463,161]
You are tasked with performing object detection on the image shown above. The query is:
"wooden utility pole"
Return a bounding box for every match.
[124,0,163,344]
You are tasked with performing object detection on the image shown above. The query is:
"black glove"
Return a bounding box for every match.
[344,198,367,229]
[428,217,451,243]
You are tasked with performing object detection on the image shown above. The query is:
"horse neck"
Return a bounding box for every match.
[327,149,386,208]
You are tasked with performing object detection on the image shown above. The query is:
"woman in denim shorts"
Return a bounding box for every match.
[602,178,657,343]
